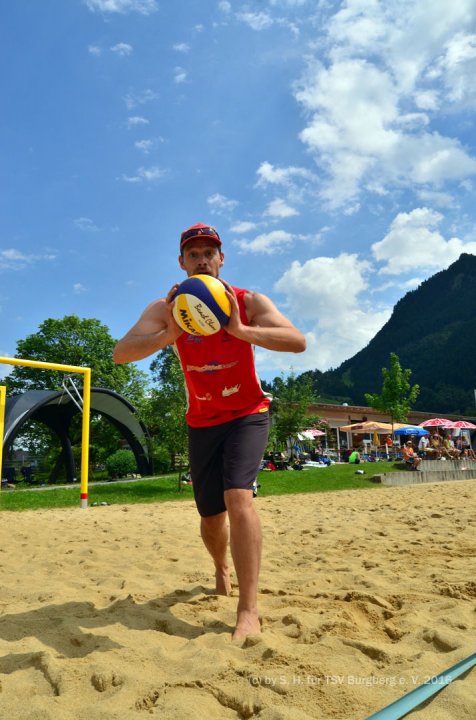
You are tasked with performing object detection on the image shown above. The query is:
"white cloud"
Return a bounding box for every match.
[256,161,314,187]
[265,198,298,218]
[134,139,153,154]
[343,203,360,216]
[218,1,231,13]
[174,67,187,84]
[88,45,102,56]
[173,43,190,53]
[207,193,239,214]
[110,42,133,56]
[237,10,300,36]
[414,90,439,111]
[85,0,158,14]
[374,277,424,294]
[236,11,274,31]
[74,217,99,232]
[124,89,158,110]
[327,0,388,55]
[121,166,166,183]
[269,253,391,371]
[234,230,294,254]
[437,31,476,106]
[292,2,476,208]
[372,207,476,275]
[73,283,87,294]
[230,221,258,234]
[127,116,149,127]
[416,189,456,208]
[0,249,56,271]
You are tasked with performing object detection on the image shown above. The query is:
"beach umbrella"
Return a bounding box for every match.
[298,428,326,440]
[339,421,394,432]
[418,418,450,428]
[394,426,430,437]
[443,420,476,429]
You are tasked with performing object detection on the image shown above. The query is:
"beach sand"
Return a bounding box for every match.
[0,480,474,720]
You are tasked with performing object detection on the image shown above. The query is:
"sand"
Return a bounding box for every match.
[0,480,474,720]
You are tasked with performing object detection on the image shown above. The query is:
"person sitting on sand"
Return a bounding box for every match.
[402,441,421,470]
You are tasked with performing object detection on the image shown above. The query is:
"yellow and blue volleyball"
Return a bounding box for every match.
[172,274,231,336]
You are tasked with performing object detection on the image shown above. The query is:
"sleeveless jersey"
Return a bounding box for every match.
[174,286,270,427]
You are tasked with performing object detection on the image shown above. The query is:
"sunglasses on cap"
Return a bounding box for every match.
[180,226,221,248]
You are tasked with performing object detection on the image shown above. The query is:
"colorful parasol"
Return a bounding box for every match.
[443,420,476,429]
[418,418,450,427]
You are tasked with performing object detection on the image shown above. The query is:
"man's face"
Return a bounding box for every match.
[179,238,224,278]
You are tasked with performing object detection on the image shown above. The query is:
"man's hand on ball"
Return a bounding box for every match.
[164,284,183,343]
[221,281,244,338]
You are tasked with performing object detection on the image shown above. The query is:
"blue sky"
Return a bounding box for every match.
[2,0,476,383]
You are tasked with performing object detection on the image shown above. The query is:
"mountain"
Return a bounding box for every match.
[303,253,476,415]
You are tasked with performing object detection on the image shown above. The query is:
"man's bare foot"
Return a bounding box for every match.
[232,609,261,642]
[215,567,231,596]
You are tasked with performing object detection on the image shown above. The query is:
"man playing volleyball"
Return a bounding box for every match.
[113,223,306,641]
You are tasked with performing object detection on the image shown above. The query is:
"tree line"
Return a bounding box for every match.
[3,315,418,483]
[2,316,318,481]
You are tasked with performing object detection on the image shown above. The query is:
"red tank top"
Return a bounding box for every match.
[174,286,270,427]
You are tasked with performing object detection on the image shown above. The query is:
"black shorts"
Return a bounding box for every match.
[188,411,270,517]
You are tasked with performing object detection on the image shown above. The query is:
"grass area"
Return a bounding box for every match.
[0,461,392,512]
[257,461,388,496]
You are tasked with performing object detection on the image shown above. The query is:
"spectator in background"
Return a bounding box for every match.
[461,435,476,460]
[430,432,443,458]
[348,449,361,464]
[402,441,421,470]
[418,434,430,457]
[443,433,460,459]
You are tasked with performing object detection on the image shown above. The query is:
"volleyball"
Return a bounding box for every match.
[172,274,231,336]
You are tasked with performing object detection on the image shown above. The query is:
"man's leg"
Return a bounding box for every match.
[200,512,231,595]
[224,488,262,641]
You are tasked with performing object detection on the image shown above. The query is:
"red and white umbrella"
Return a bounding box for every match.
[418,418,450,428]
[299,428,326,439]
[444,420,476,429]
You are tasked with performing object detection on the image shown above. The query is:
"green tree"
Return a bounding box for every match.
[364,352,420,426]
[6,315,147,402]
[144,347,188,481]
[5,315,149,481]
[269,371,317,450]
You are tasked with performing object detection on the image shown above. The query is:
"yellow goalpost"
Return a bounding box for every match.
[0,357,91,508]
[0,385,5,490]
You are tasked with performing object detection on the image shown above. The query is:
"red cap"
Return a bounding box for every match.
[180,223,222,251]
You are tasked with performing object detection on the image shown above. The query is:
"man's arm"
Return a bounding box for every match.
[223,285,306,353]
[113,286,182,364]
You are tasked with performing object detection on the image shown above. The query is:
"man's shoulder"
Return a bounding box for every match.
[145,296,167,313]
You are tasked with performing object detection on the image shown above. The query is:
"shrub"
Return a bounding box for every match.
[105,449,137,478]
[151,444,173,474]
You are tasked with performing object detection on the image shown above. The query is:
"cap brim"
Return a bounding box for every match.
[180,235,222,250]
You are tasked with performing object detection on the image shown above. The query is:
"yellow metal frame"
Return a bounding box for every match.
[0,358,91,508]
[0,385,6,489]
